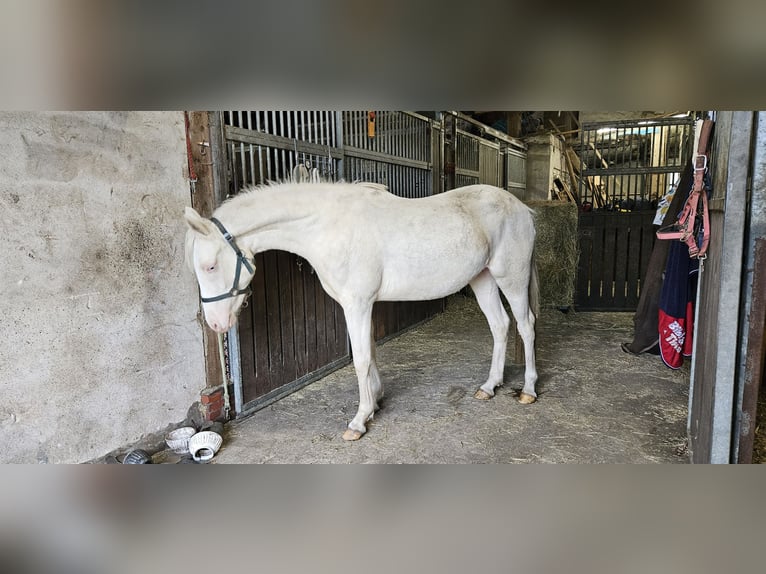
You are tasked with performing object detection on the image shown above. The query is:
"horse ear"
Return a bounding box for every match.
[184,206,214,236]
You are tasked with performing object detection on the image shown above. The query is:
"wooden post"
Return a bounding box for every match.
[186,111,226,391]
[737,238,766,463]
[507,112,523,138]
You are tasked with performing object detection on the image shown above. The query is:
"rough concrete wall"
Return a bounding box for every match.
[0,112,205,463]
[524,134,566,201]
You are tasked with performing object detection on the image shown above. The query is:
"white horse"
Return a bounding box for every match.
[185,181,539,441]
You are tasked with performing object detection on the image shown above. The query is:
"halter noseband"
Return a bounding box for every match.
[199,217,255,303]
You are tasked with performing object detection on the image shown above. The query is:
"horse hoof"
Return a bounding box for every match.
[474,389,493,400]
[342,428,364,441]
[518,393,536,404]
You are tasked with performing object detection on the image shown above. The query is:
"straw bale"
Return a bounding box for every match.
[526,200,579,308]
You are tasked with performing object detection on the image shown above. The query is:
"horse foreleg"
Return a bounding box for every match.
[342,304,379,441]
[470,270,510,400]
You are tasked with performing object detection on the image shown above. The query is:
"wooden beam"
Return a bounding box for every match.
[737,238,766,463]
[567,111,580,130]
[588,141,610,169]
[186,111,225,391]
[554,177,578,205]
[507,112,523,138]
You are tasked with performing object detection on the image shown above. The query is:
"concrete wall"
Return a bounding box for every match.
[524,133,567,201]
[0,112,205,463]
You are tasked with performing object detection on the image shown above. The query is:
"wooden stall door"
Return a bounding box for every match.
[238,251,348,407]
[576,212,657,311]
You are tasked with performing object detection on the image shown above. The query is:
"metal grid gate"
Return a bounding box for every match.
[447,112,527,199]
[222,111,348,413]
[455,129,501,187]
[504,143,527,198]
[224,111,342,191]
[577,117,695,209]
[575,116,695,311]
[343,111,439,198]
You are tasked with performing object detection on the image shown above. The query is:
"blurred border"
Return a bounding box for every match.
[1,1,764,110]
[2,2,766,571]
[1,465,766,574]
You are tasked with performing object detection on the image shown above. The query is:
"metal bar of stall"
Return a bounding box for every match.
[384,112,395,155]
[389,110,395,157]
[263,113,272,180]
[288,111,296,175]
[255,114,264,185]
[383,111,389,157]
[334,111,343,181]
[278,112,286,180]
[237,111,248,190]
[248,128,257,187]
[395,112,401,161]
[414,120,423,197]
[357,111,363,150]
[404,115,410,194]
[397,111,402,161]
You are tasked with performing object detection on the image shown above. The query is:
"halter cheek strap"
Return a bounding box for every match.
[199,217,255,303]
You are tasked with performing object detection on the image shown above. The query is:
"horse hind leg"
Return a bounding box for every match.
[469,270,510,400]
[495,276,538,404]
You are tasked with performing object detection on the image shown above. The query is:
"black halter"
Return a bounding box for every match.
[199,218,255,303]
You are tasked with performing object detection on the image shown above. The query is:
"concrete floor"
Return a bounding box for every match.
[213,295,690,463]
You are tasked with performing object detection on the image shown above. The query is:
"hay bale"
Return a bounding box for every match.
[526,200,579,308]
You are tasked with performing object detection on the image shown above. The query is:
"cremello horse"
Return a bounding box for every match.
[185,181,538,441]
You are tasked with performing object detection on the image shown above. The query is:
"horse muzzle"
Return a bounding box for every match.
[202,302,236,333]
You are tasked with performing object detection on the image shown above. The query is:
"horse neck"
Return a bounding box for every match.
[214,185,326,257]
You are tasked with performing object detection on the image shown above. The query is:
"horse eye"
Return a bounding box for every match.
[206,263,216,273]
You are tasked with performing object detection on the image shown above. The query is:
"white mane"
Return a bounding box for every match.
[231,178,389,198]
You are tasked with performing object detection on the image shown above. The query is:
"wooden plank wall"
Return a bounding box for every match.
[373,300,446,342]
[576,212,657,311]
[687,111,753,464]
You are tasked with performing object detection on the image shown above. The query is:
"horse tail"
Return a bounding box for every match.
[529,249,540,319]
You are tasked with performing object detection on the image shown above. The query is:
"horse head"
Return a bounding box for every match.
[184,207,255,333]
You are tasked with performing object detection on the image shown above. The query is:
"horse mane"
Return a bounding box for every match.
[220,179,390,207]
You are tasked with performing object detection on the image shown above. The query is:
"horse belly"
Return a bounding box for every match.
[365,196,500,301]
[378,240,488,301]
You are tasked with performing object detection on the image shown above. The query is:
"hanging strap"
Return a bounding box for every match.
[656,119,713,258]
